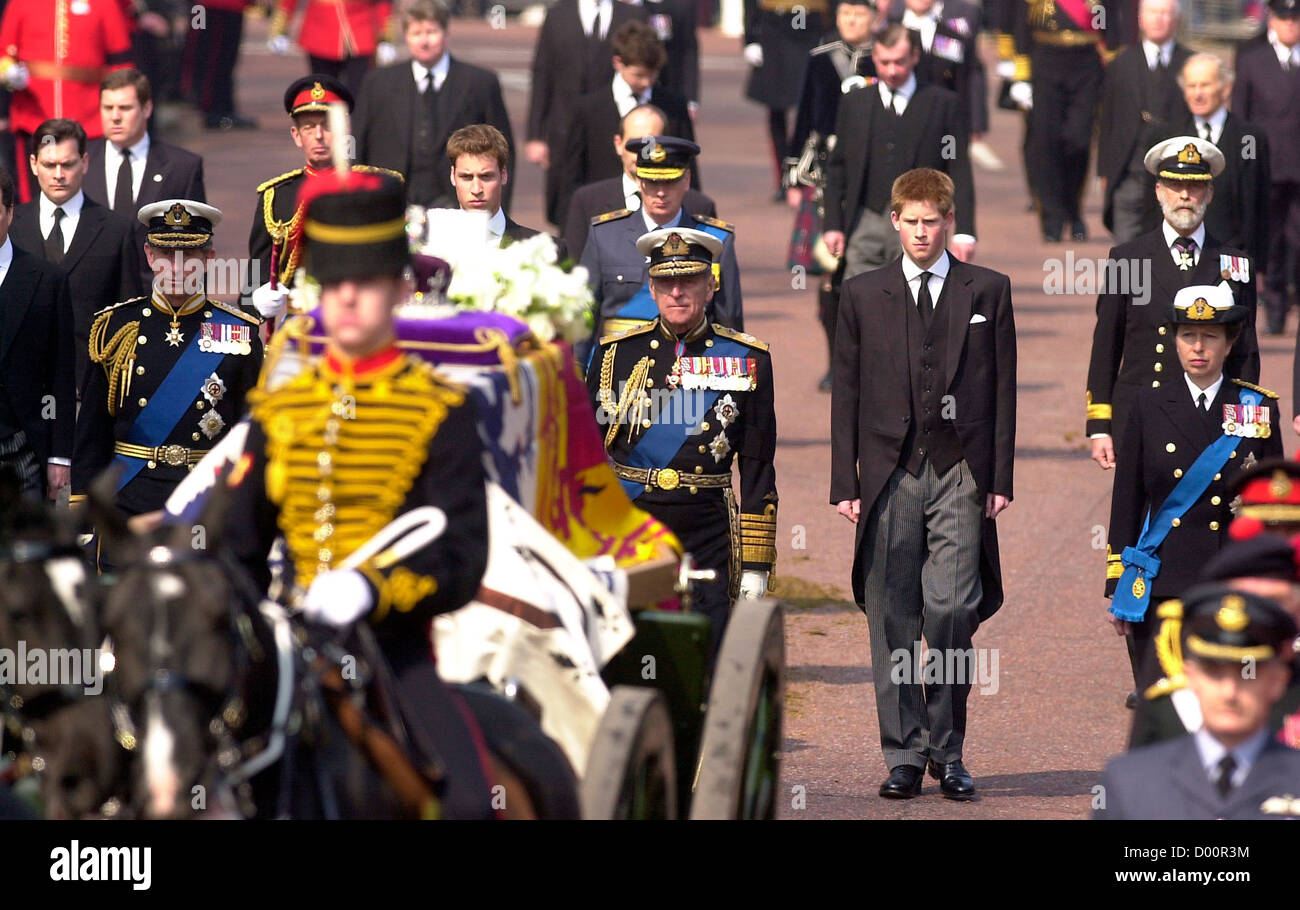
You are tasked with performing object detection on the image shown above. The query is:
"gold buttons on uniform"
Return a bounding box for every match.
[138,397,147,407]
[203,311,212,318]
[1158,326,1167,335]
[1210,521,1220,531]
[147,460,156,469]
[689,486,698,494]
[137,335,146,344]
[1166,443,1176,453]
[196,401,205,410]
[646,378,654,387]
[1154,363,1163,372]
[1174,468,1183,478]
[1152,381,1161,388]
[650,339,659,349]
[192,433,200,442]
[1214,473,1221,481]
[642,419,651,428]
[698,445,706,454]
[1230,451,1237,459]
[142,308,151,316]
[693,466,703,474]
[1171,518,1181,527]
[705,339,714,348]
[136,365,145,375]
[1156,344,1164,353]
[1211,496,1221,506]
[701,421,710,431]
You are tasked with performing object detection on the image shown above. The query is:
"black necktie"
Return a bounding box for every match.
[113,148,134,219]
[45,207,65,265]
[1172,236,1197,270]
[1201,122,1212,143]
[1197,391,1207,411]
[917,271,934,327]
[1214,754,1236,799]
[592,4,603,38]
[887,90,901,117]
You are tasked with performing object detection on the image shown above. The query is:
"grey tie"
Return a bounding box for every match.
[1201,122,1212,143]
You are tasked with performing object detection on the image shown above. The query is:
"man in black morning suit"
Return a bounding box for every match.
[10,118,141,392]
[1235,0,1300,336]
[1170,53,1270,282]
[885,0,982,133]
[0,167,74,500]
[821,24,976,286]
[84,69,206,292]
[351,0,513,211]
[526,0,647,226]
[830,168,1015,801]
[1086,136,1259,473]
[1095,0,1191,243]
[563,104,716,262]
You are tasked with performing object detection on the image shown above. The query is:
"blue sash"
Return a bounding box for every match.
[618,334,748,500]
[112,308,240,492]
[1109,387,1263,621]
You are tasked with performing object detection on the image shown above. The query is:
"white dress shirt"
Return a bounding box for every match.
[412,54,450,93]
[486,207,507,241]
[106,132,150,212]
[1184,371,1223,411]
[901,249,950,308]
[579,0,613,38]
[613,74,650,118]
[39,190,85,255]
[877,74,917,116]
[1270,30,1300,69]
[1162,219,1206,268]
[1142,38,1175,70]
[1193,107,1228,147]
[1194,726,1270,792]
[622,172,642,211]
[642,205,683,232]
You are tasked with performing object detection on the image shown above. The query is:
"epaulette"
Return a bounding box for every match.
[1232,378,1279,400]
[93,295,147,318]
[712,324,769,352]
[256,168,304,194]
[694,214,734,233]
[351,164,405,183]
[810,40,842,55]
[207,299,263,327]
[591,208,633,226]
[599,321,656,346]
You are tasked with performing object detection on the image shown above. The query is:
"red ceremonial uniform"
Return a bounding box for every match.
[0,0,133,137]
[273,0,393,60]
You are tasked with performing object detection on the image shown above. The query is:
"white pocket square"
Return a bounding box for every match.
[969,314,987,324]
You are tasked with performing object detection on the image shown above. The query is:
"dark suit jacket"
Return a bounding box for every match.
[353,57,515,210]
[1096,42,1193,232]
[0,243,76,487]
[1096,734,1300,819]
[830,254,1015,621]
[1169,113,1271,272]
[1106,378,1282,601]
[1233,32,1300,185]
[643,0,699,103]
[555,82,696,228]
[500,214,569,262]
[1085,229,1259,437]
[83,136,206,289]
[824,82,975,237]
[563,177,715,261]
[9,197,142,391]
[885,0,982,130]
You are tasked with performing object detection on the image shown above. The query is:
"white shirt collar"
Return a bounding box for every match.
[1194,726,1271,791]
[112,130,150,162]
[40,189,84,221]
[612,74,648,108]
[902,1,943,24]
[901,249,950,285]
[0,237,12,283]
[622,171,642,210]
[580,0,612,37]
[1270,29,1300,64]
[1184,371,1224,409]
[1195,106,1229,137]
[1142,38,1175,68]
[412,54,450,91]
[642,205,683,232]
[1162,219,1206,254]
[878,74,917,108]
[486,206,507,239]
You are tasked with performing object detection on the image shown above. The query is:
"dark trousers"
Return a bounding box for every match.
[1028,47,1102,236]
[766,107,789,189]
[859,458,983,769]
[1126,607,1164,693]
[643,497,735,660]
[183,8,244,117]
[0,430,43,500]
[308,55,374,100]
[1263,181,1300,330]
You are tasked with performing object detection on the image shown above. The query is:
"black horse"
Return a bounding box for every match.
[0,468,128,819]
[92,476,580,819]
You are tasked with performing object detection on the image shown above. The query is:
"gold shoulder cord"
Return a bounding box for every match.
[262,186,303,286]
[600,342,619,447]
[89,312,141,416]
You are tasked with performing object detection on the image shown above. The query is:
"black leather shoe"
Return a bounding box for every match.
[1071,219,1087,242]
[927,760,975,800]
[878,765,923,799]
[818,371,832,393]
[1125,690,1138,710]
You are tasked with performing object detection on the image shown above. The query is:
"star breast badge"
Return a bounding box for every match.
[164,326,184,347]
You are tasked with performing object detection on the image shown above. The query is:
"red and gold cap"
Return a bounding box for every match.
[284,74,354,117]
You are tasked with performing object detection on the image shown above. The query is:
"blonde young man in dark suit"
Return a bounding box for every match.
[831,167,1015,800]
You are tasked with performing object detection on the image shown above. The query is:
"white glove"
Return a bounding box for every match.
[300,569,373,627]
[996,60,1016,80]
[251,281,289,320]
[376,41,398,66]
[743,43,764,68]
[2,61,29,91]
[738,569,769,600]
[267,34,291,56]
[1009,81,1032,111]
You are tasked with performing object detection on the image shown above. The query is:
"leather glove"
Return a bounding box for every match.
[376,41,398,66]
[743,43,764,68]
[738,569,770,600]
[1009,81,1032,111]
[267,34,291,56]
[251,281,289,320]
[301,569,373,627]
[1,61,29,91]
